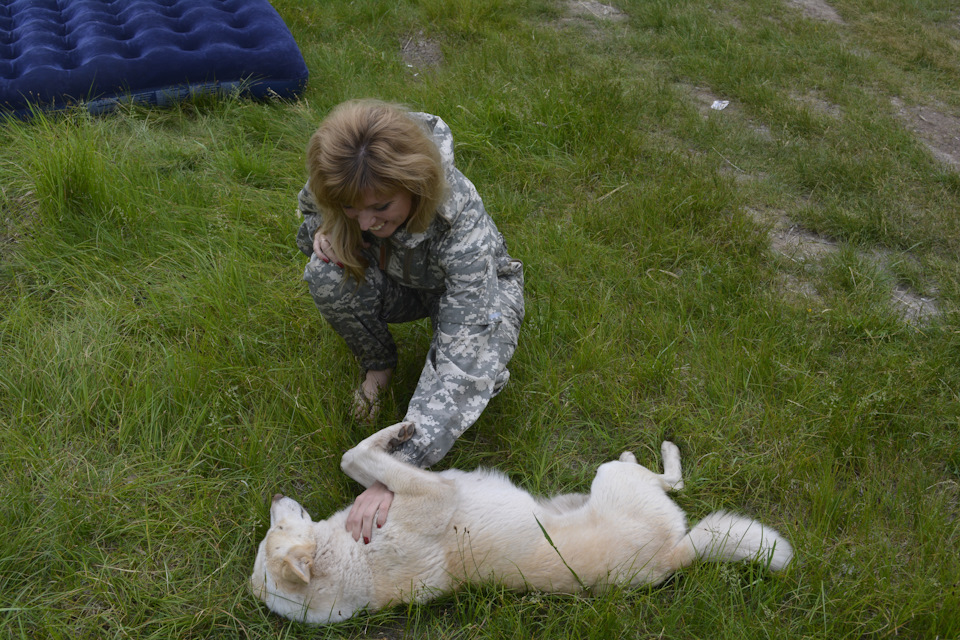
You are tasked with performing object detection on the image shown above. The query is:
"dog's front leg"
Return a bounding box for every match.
[659,441,684,491]
[341,421,425,490]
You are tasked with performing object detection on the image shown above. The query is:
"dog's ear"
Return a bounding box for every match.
[280,546,313,585]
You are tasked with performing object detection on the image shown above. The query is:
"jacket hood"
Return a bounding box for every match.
[395,110,470,239]
[410,111,456,173]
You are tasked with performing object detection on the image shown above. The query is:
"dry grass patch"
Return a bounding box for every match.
[0,187,37,261]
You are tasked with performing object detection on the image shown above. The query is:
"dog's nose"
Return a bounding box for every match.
[272,493,284,503]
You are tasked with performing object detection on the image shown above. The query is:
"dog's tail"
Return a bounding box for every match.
[672,511,793,572]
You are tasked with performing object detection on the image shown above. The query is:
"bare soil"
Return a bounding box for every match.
[891,97,960,171]
[747,207,941,325]
[400,30,444,73]
[566,0,626,22]
[786,0,845,25]
[681,80,944,326]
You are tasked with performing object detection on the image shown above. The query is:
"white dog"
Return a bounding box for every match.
[250,421,793,624]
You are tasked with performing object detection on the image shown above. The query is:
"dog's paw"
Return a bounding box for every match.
[661,441,680,459]
[387,421,416,450]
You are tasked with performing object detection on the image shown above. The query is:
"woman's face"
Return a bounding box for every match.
[342,189,413,238]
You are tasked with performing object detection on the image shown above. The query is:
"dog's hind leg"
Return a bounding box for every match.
[615,442,683,491]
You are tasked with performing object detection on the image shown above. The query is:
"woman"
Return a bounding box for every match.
[296,100,524,544]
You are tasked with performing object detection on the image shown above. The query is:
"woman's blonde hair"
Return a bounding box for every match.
[306,100,448,283]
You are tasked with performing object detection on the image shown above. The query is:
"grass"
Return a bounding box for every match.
[1,0,959,637]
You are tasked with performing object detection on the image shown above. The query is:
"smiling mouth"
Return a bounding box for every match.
[370,222,385,232]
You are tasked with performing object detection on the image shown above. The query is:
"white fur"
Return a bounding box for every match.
[250,423,793,624]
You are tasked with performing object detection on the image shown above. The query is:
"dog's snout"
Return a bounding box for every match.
[272,493,284,503]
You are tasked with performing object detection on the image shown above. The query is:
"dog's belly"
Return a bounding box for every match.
[426,471,601,591]
[368,468,562,593]
[370,466,689,599]
[438,513,680,591]
[433,469,687,591]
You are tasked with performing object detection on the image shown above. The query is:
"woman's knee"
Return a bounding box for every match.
[303,259,351,308]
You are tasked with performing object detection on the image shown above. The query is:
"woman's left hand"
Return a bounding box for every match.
[345,481,394,544]
[313,231,344,267]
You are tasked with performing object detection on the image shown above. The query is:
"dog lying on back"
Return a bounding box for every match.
[250,421,793,624]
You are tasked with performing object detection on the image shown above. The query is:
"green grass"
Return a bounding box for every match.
[2,0,959,637]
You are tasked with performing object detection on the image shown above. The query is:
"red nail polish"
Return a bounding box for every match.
[364,537,370,544]
[377,523,382,529]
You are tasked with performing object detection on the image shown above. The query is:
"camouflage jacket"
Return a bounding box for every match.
[296,113,524,467]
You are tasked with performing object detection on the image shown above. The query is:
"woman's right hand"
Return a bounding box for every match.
[345,481,394,544]
[313,232,344,267]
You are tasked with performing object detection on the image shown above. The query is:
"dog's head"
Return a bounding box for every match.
[250,494,366,624]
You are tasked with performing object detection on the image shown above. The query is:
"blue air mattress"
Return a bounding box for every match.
[0,0,309,117]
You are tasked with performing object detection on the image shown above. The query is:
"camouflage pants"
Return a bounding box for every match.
[302,252,524,391]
